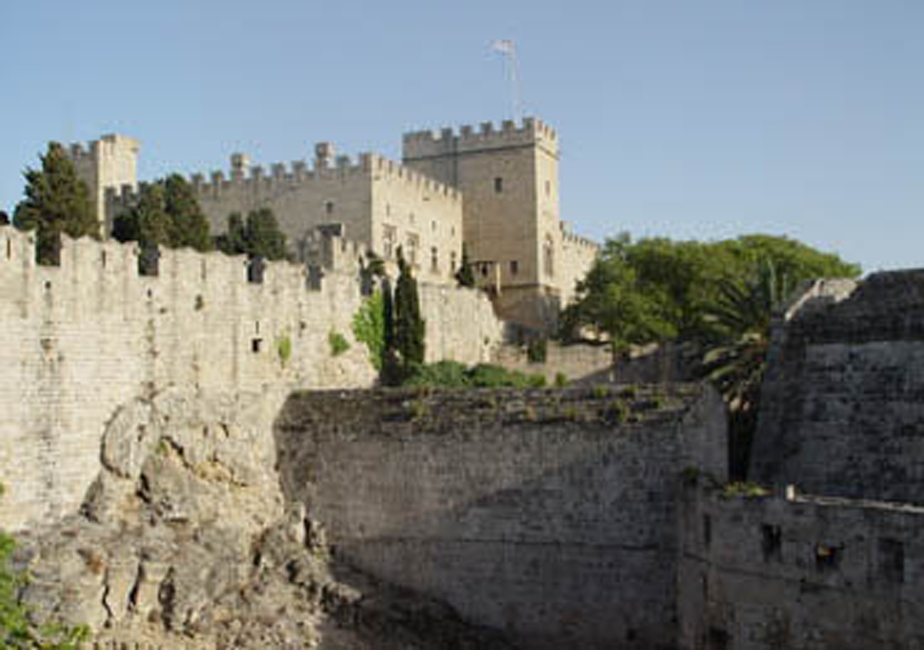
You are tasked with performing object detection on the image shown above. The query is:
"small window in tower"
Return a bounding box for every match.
[431,220,437,232]
[545,180,551,196]
[494,177,504,193]
[325,201,335,215]
[431,247,439,272]
[510,260,519,276]
[406,232,420,266]
[450,251,457,274]
[383,224,397,259]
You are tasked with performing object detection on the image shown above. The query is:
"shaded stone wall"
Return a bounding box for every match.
[274,385,727,650]
[679,486,924,650]
[751,272,924,503]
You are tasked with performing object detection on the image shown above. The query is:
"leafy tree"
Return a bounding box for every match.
[352,290,386,371]
[455,244,476,288]
[560,234,677,354]
[215,209,288,260]
[13,142,98,264]
[562,232,860,348]
[0,211,9,226]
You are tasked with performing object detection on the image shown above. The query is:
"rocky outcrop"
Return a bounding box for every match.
[11,388,516,649]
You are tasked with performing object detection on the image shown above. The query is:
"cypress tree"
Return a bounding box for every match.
[163,174,212,251]
[14,142,98,264]
[455,244,476,288]
[394,250,426,379]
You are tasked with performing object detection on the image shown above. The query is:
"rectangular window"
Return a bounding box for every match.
[545,180,551,196]
[494,177,503,193]
[406,232,420,266]
[510,260,519,276]
[325,200,334,215]
[761,524,782,562]
[383,224,397,259]
[450,251,457,275]
[431,247,439,272]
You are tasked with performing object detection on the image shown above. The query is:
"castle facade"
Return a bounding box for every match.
[67,118,599,330]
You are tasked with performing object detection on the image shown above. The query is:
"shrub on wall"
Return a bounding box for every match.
[276,335,292,366]
[352,291,385,371]
[329,330,350,357]
[402,361,545,389]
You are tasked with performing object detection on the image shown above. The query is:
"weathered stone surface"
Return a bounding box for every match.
[13,388,521,649]
[275,385,727,650]
[752,271,924,503]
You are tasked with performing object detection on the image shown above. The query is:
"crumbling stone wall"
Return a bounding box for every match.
[679,486,924,650]
[274,385,727,650]
[750,272,924,503]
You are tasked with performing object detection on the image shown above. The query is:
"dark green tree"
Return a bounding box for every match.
[13,142,98,264]
[215,209,287,260]
[455,244,476,288]
[112,184,171,248]
[163,174,212,251]
[214,213,248,255]
[0,211,9,226]
[394,250,426,374]
[380,278,403,386]
[244,208,287,260]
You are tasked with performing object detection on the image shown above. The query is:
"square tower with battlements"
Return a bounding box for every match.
[67,134,140,234]
[403,117,595,331]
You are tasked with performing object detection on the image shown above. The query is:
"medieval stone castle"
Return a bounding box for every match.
[65,118,599,330]
[4,118,924,650]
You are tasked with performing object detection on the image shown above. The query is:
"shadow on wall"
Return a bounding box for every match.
[272,386,726,650]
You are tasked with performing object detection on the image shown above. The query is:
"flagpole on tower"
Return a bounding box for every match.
[491,39,522,122]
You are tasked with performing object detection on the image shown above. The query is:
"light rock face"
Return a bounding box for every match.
[13,388,516,650]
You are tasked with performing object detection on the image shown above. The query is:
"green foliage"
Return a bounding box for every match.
[276,335,292,366]
[720,481,771,499]
[215,208,287,260]
[526,338,547,364]
[352,291,385,371]
[561,232,860,347]
[454,244,476,288]
[0,531,89,648]
[402,361,546,388]
[13,142,98,264]
[328,330,350,357]
[113,174,213,252]
[554,372,568,388]
[381,250,426,385]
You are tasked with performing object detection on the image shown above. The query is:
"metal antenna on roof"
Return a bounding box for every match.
[491,40,522,122]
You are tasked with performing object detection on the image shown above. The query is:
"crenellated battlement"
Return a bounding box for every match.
[402,117,558,160]
[561,225,600,252]
[184,150,461,203]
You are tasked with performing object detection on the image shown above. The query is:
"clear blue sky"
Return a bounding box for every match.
[2,1,922,273]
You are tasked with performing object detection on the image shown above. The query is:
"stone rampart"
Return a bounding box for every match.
[0,226,501,531]
[679,486,924,649]
[402,117,558,159]
[274,384,727,650]
[751,271,924,503]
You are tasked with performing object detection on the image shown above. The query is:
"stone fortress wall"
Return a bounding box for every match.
[274,384,728,650]
[674,271,924,650]
[679,486,924,650]
[0,225,502,532]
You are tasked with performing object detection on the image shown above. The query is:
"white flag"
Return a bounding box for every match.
[492,39,514,54]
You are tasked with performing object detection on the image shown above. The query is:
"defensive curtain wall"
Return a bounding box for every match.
[750,271,924,504]
[274,384,728,650]
[0,225,502,532]
[679,485,924,650]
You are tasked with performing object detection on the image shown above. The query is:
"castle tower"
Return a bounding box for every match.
[67,134,140,236]
[402,118,564,329]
